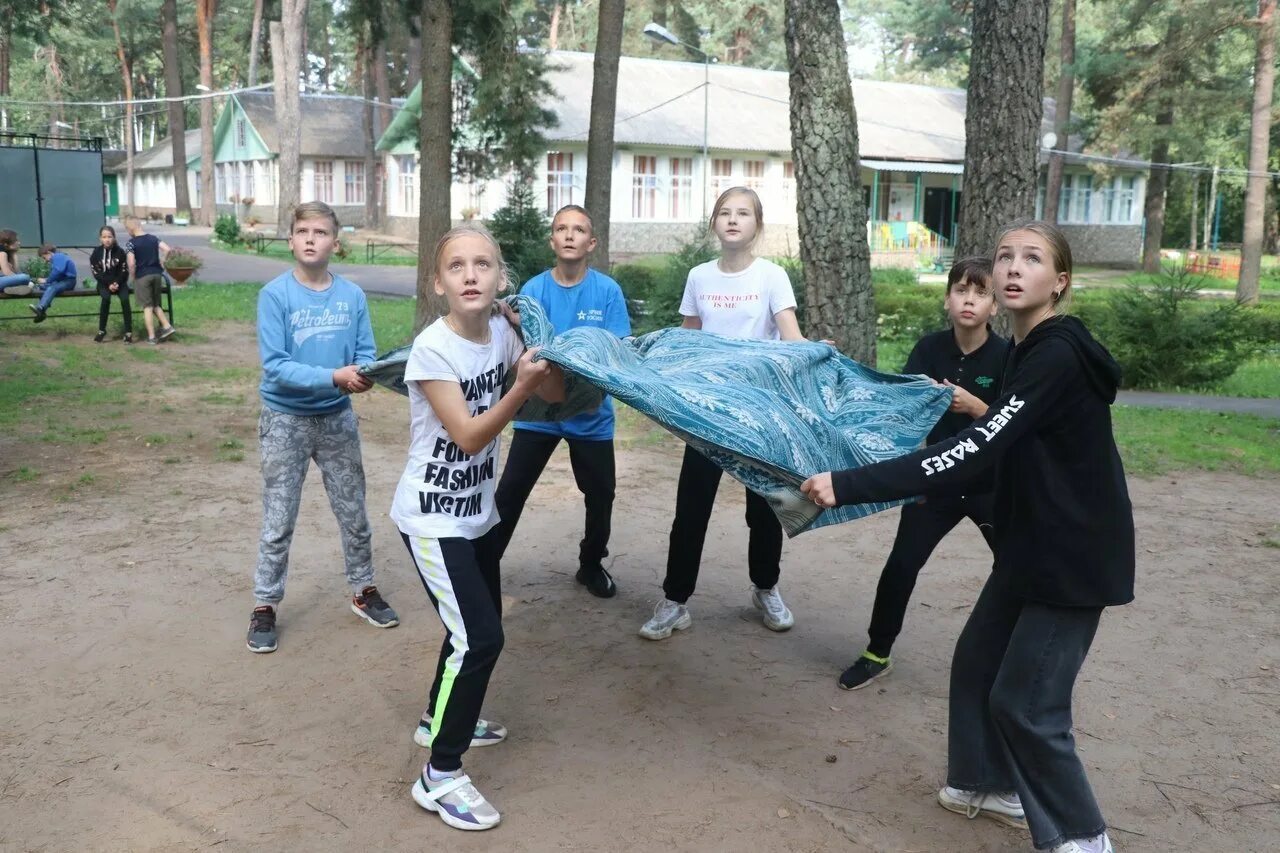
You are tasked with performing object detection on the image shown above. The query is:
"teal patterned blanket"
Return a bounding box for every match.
[362,296,952,536]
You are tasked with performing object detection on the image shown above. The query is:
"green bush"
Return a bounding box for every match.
[874,282,947,340]
[628,230,717,334]
[489,181,554,287]
[610,263,656,323]
[774,256,808,328]
[872,267,920,288]
[21,257,50,280]
[1101,270,1261,389]
[213,214,242,246]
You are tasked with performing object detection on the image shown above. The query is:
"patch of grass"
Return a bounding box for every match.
[1207,353,1280,398]
[40,427,107,445]
[76,473,96,486]
[215,239,418,267]
[162,456,183,465]
[9,467,39,482]
[143,434,170,447]
[220,438,244,450]
[1113,407,1280,476]
[614,403,677,450]
[200,391,243,406]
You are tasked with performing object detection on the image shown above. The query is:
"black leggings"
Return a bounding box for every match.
[663,445,783,603]
[98,287,133,334]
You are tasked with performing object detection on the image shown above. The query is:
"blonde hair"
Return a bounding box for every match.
[291,201,340,233]
[994,219,1074,310]
[709,186,765,244]
[432,224,514,293]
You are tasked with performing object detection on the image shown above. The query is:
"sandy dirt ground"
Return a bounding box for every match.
[1,324,1278,853]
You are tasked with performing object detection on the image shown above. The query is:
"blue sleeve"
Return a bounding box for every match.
[354,290,376,364]
[256,286,336,391]
[52,254,75,282]
[605,281,631,337]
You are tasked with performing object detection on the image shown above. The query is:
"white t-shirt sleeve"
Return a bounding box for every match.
[500,318,525,369]
[678,271,699,318]
[404,334,457,383]
[768,264,799,315]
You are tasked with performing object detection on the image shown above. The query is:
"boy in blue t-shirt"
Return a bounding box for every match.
[491,205,631,597]
[245,201,398,654]
[30,243,78,322]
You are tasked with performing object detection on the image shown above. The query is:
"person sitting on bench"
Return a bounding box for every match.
[31,243,79,323]
[0,229,33,293]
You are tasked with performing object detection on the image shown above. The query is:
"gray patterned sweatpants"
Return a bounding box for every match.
[254,405,375,605]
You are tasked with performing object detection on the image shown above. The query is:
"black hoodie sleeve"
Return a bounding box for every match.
[831,337,1077,506]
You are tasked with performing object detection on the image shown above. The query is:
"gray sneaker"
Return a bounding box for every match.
[411,768,501,831]
[751,585,795,631]
[351,585,399,627]
[158,325,177,341]
[246,606,278,653]
[414,716,507,748]
[938,786,1027,829]
[639,599,691,640]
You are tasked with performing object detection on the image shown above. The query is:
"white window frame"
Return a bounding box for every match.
[631,154,659,220]
[545,151,575,214]
[345,160,366,206]
[396,155,417,216]
[668,156,694,220]
[313,160,334,204]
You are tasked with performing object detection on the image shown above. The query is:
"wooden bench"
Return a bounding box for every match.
[0,280,175,324]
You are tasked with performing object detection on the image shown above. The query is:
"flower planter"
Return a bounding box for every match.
[167,267,197,285]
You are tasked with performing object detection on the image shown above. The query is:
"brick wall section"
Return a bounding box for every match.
[1058,225,1142,267]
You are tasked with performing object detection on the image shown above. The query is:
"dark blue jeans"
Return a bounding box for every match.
[947,571,1107,849]
[36,278,76,311]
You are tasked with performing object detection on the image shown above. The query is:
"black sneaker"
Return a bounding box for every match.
[29,304,46,323]
[159,325,177,341]
[575,564,617,598]
[352,585,400,627]
[124,333,133,344]
[247,606,278,653]
[838,652,893,690]
[94,330,107,343]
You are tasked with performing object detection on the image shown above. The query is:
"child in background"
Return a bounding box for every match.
[490,204,631,598]
[0,229,32,293]
[640,186,806,641]
[391,224,564,832]
[803,221,1132,853]
[124,216,177,344]
[90,225,133,343]
[838,257,1007,690]
[246,201,398,655]
[30,243,78,323]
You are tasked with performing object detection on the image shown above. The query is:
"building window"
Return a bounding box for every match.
[215,163,226,203]
[345,160,366,205]
[252,161,269,204]
[236,118,247,148]
[1103,175,1137,224]
[1059,173,1093,223]
[396,154,416,215]
[742,160,765,192]
[240,162,253,200]
[546,152,574,213]
[710,158,734,205]
[669,157,693,219]
[313,160,334,204]
[631,155,658,219]
[782,161,796,212]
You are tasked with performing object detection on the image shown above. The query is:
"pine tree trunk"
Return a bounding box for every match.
[955,0,1051,259]
[272,5,306,231]
[1238,0,1276,305]
[319,4,332,90]
[361,29,379,230]
[1190,174,1199,251]
[407,15,422,90]
[1141,109,1174,273]
[108,1,135,216]
[1,17,11,130]
[161,0,191,216]
[247,0,264,86]
[549,2,562,51]
[197,0,218,226]
[585,0,624,269]
[375,42,394,142]
[1042,0,1075,225]
[784,0,875,362]
[415,0,453,333]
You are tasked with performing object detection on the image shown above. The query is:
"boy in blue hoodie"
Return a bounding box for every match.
[246,201,398,653]
[30,243,78,322]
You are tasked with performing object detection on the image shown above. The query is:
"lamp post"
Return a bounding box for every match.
[643,22,711,220]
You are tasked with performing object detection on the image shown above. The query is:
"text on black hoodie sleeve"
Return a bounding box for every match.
[831,337,1078,506]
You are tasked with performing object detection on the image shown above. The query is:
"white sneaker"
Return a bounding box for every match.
[639,599,692,640]
[751,585,795,631]
[1050,833,1114,853]
[938,785,1027,829]
[411,768,501,831]
[414,716,508,748]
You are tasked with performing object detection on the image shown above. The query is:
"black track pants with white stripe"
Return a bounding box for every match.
[401,529,503,772]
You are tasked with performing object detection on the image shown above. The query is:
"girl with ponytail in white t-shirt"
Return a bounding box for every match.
[639,186,807,641]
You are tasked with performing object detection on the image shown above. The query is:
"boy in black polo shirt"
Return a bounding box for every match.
[840,257,1008,690]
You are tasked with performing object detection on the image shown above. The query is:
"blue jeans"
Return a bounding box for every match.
[36,278,76,310]
[0,273,32,289]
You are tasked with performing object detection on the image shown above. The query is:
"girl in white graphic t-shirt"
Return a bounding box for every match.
[392,224,563,832]
[640,186,806,642]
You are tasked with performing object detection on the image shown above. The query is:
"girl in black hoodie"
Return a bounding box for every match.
[91,225,132,343]
[803,221,1133,853]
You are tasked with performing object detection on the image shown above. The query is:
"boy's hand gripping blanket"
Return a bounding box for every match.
[361,295,951,536]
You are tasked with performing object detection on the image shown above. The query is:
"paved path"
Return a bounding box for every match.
[1115,390,1280,418]
[141,225,1280,419]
